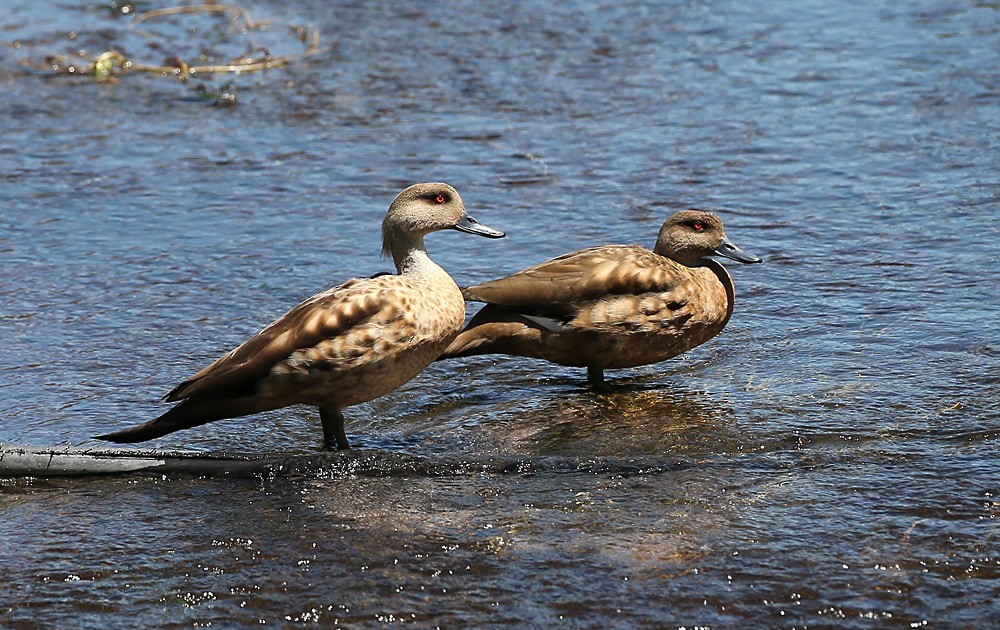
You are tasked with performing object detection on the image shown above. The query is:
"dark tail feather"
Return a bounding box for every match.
[438,304,504,361]
[437,328,497,360]
[438,305,544,361]
[95,397,278,443]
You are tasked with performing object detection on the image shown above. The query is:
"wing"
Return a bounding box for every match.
[461,245,688,320]
[165,276,390,402]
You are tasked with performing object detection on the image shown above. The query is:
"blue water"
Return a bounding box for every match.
[1,0,997,626]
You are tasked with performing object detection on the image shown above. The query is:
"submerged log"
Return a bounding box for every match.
[0,443,270,478]
[0,443,697,479]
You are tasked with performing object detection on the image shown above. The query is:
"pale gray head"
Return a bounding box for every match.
[381,182,504,261]
[653,209,762,266]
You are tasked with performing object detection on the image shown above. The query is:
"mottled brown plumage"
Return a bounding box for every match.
[97,183,504,449]
[439,210,760,387]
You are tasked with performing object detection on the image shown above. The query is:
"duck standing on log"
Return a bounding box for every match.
[97,183,504,449]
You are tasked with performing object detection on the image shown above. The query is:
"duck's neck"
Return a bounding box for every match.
[387,233,446,278]
[653,242,700,267]
[700,257,736,327]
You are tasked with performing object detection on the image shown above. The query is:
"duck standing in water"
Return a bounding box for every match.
[439,210,760,388]
[97,183,504,449]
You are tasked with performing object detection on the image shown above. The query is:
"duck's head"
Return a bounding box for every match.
[654,209,762,266]
[381,183,505,259]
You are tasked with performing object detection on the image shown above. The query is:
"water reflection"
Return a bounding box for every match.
[495,384,741,456]
[2,0,999,625]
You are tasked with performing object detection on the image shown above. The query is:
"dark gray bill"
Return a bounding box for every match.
[454,214,505,238]
[714,237,762,263]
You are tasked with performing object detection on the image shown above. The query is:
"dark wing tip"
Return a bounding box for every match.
[93,430,146,444]
[93,431,141,444]
[93,420,170,444]
[461,286,485,302]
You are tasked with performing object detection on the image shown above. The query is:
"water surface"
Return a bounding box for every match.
[1,0,997,626]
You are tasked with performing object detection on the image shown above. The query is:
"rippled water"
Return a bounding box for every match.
[1,0,998,626]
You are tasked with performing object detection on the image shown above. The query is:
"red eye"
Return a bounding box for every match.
[434,194,446,204]
[692,221,704,231]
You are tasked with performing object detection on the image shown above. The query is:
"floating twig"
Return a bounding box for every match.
[34,3,321,83]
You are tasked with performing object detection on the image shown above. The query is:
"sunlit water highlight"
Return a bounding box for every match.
[1,0,997,626]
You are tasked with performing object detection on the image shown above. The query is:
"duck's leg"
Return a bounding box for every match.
[587,366,611,392]
[320,407,350,450]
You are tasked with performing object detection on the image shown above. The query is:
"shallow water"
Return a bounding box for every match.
[1,0,998,626]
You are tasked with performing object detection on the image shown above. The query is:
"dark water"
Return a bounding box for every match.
[1,0,998,626]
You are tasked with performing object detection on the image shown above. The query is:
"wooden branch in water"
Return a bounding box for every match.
[131,4,251,26]
[34,3,322,82]
[0,443,697,479]
[0,443,269,477]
